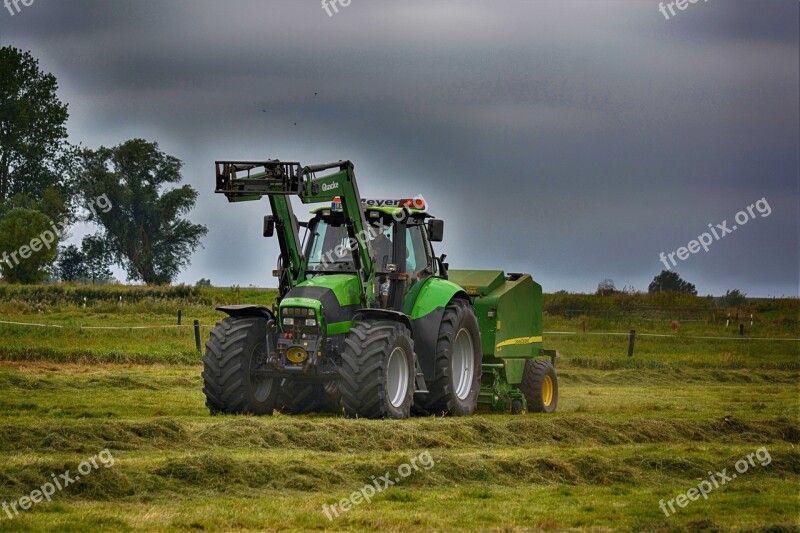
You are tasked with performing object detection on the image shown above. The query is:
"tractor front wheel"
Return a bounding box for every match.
[340,320,416,419]
[520,359,558,413]
[202,317,278,415]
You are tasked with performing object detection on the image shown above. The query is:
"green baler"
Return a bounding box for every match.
[448,270,557,413]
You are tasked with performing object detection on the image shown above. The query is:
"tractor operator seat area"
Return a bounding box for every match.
[305,216,423,276]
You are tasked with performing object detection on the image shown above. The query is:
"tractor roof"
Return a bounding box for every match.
[309,197,432,218]
[309,205,431,217]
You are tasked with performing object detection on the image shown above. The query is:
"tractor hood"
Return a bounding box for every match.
[280,275,361,332]
[295,274,361,307]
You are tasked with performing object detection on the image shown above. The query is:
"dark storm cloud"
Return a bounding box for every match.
[1,0,797,296]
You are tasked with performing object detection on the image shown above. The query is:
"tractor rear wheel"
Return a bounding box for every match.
[202,317,278,415]
[425,299,482,416]
[340,320,416,419]
[520,359,558,413]
[277,380,341,414]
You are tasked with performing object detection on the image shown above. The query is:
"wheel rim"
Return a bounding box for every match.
[249,342,273,402]
[386,347,410,408]
[452,328,475,401]
[542,374,553,407]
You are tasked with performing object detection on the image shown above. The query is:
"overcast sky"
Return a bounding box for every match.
[1,0,797,296]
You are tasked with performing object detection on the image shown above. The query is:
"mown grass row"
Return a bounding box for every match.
[0,365,796,453]
[1,444,797,499]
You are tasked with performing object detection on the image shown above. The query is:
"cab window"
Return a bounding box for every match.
[405,224,430,278]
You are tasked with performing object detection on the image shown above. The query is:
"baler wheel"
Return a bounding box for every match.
[520,359,558,413]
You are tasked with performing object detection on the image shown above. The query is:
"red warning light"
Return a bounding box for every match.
[399,198,427,210]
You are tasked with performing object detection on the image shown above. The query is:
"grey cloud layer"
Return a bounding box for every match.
[1,0,797,295]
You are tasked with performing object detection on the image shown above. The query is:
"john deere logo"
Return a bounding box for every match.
[321,182,339,192]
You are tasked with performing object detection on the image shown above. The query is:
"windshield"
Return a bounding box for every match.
[306,218,355,272]
[306,218,394,273]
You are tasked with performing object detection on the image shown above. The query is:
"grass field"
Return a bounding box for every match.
[0,287,797,531]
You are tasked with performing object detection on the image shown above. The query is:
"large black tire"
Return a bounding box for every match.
[424,299,482,416]
[520,359,558,413]
[340,320,416,419]
[277,380,341,414]
[202,317,278,415]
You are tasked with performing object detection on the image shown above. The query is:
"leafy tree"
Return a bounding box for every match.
[596,278,617,296]
[195,278,212,288]
[0,47,74,209]
[56,244,88,282]
[55,237,113,284]
[75,139,208,285]
[81,234,114,284]
[0,208,60,283]
[648,270,697,295]
[723,289,747,308]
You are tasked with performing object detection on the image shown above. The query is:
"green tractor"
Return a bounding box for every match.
[202,160,558,419]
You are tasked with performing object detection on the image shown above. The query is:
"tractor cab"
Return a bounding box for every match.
[302,198,446,309]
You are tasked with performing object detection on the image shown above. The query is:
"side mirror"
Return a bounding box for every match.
[263,215,275,237]
[428,219,444,242]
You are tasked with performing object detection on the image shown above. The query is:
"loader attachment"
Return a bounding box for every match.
[215,160,303,201]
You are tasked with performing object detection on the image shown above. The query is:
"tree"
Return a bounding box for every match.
[56,244,88,282]
[723,289,747,308]
[596,278,617,296]
[81,234,113,284]
[648,270,697,295]
[75,139,208,285]
[0,208,60,283]
[195,278,212,288]
[0,47,73,208]
[55,236,113,284]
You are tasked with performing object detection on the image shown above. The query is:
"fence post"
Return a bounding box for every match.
[194,320,202,353]
[739,323,744,336]
[627,329,636,357]
[177,310,182,326]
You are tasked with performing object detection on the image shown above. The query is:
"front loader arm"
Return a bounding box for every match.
[268,195,304,288]
[214,159,376,302]
[298,161,375,297]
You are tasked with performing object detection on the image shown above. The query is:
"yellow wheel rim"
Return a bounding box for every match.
[542,375,553,406]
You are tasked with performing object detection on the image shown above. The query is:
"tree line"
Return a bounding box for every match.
[596,271,747,306]
[0,46,207,285]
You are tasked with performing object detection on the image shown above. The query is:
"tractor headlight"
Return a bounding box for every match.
[281,307,320,332]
